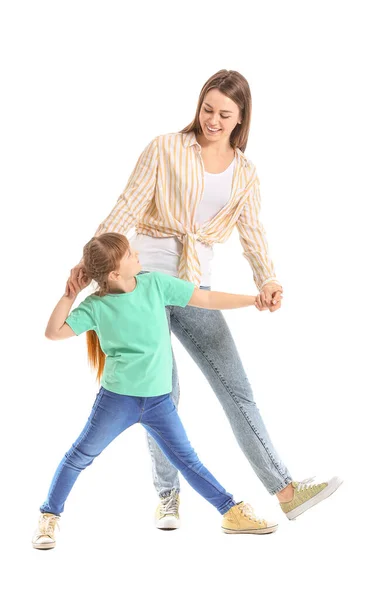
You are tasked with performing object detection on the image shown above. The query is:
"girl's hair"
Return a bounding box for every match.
[180,69,252,153]
[82,232,129,382]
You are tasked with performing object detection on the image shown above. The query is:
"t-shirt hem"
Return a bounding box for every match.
[101,382,173,398]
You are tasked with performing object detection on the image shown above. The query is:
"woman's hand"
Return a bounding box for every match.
[64,260,91,299]
[255,283,283,312]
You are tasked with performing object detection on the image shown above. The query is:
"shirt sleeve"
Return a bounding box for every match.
[236,165,280,291]
[65,296,97,336]
[154,272,195,307]
[94,136,159,237]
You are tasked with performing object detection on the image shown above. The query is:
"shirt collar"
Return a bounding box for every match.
[182,131,248,165]
[182,131,199,147]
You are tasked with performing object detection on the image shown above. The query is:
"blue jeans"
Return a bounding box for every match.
[40,387,236,516]
[137,270,293,497]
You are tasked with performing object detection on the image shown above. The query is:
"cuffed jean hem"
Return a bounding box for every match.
[40,508,60,516]
[218,500,237,516]
[159,487,180,499]
[269,476,293,495]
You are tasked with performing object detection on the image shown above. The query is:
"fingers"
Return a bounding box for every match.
[255,294,268,311]
[271,290,282,306]
[255,289,284,312]
[65,264,90,299]
[269,300,282,312]
[261,291,272,307]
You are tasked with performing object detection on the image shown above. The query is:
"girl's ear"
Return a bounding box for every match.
[108,270,120,282]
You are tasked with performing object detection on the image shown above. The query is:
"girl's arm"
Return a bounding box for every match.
[45,295,77,340]
[46,272,91,340]
[188,288,259,310]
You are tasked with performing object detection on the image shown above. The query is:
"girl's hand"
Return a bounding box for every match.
[255,294,269,311]
[65,261,91,299]
[256,283,283,312]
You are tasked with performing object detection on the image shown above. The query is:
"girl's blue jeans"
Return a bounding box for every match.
[137,270,293,497]
[40,387,236,516]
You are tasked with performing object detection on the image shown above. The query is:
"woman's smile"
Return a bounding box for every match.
[206,124,221,134]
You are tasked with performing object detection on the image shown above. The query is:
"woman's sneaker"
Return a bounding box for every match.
[155,490,180,530]
[32,512,60,549]
[280,476,343,520]
[222,502,278,534]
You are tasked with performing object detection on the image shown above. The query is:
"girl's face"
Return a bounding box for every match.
[198,89,242,146]
[109,245,141,283]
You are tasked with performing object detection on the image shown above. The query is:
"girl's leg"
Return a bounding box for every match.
[170,304,293,495]
[141,393,236,515]
[40,387,140,515]
[145,305,181,498]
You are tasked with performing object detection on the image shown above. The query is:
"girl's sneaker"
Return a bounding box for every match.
[155,490,180,530]
[32,512,60,549]
[280,476,343,520]
[222,502,278,534]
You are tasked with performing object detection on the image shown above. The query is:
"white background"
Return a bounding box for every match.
[1,0,366,598]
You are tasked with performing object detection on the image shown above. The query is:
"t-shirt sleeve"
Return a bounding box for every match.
[65,296,97,336]
[154,272,195,307]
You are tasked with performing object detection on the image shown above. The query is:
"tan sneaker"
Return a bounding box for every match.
[155,490,180,530]
[280,476,343,520]
[222,502,278,534]
[32,513,60,550]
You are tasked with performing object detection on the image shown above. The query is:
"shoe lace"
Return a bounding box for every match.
[296,476,316,492]
[39,514,60,536]
[159,492,179,517]
[239,503,265,524]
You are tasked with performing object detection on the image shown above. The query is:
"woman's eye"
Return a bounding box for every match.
[203,108,229,118]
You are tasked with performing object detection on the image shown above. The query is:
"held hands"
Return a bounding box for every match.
[254,283,283,312]
[64,260,92,299]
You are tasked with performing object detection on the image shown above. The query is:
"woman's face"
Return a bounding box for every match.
[198,89,242,145]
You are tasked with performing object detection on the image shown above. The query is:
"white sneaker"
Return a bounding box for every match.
[155,490,180,530]
[32,513,60,550]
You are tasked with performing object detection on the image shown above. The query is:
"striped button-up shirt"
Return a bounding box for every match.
[95,131,279,290]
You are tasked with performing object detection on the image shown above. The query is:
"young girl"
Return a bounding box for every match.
[32,232,278,549]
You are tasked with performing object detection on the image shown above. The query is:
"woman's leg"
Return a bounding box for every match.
[40,387,140,515]
[145,305,181,498]
[170,304,293,495]
[141,393,236,515]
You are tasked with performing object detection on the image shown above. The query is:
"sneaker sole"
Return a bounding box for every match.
[32,542,56,550]
[221,524,278,535]
[285,476,343,520]
[155,518,181,530]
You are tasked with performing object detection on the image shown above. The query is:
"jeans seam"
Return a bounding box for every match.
[138,397,147,423]
[171,313,288,481]
[143,423,233,501]
[145,432,160,487]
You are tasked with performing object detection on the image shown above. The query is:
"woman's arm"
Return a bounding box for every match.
[188,288,258,310]
[93,136,159,238]
[236,171,283,309]
[65,137,159,297]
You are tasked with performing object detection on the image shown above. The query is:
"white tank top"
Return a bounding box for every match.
[129,158,235,286]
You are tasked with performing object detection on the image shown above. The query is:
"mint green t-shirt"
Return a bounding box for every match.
[65,272,195,397]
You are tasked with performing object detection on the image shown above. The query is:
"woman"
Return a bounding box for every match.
[66,69,342,530]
